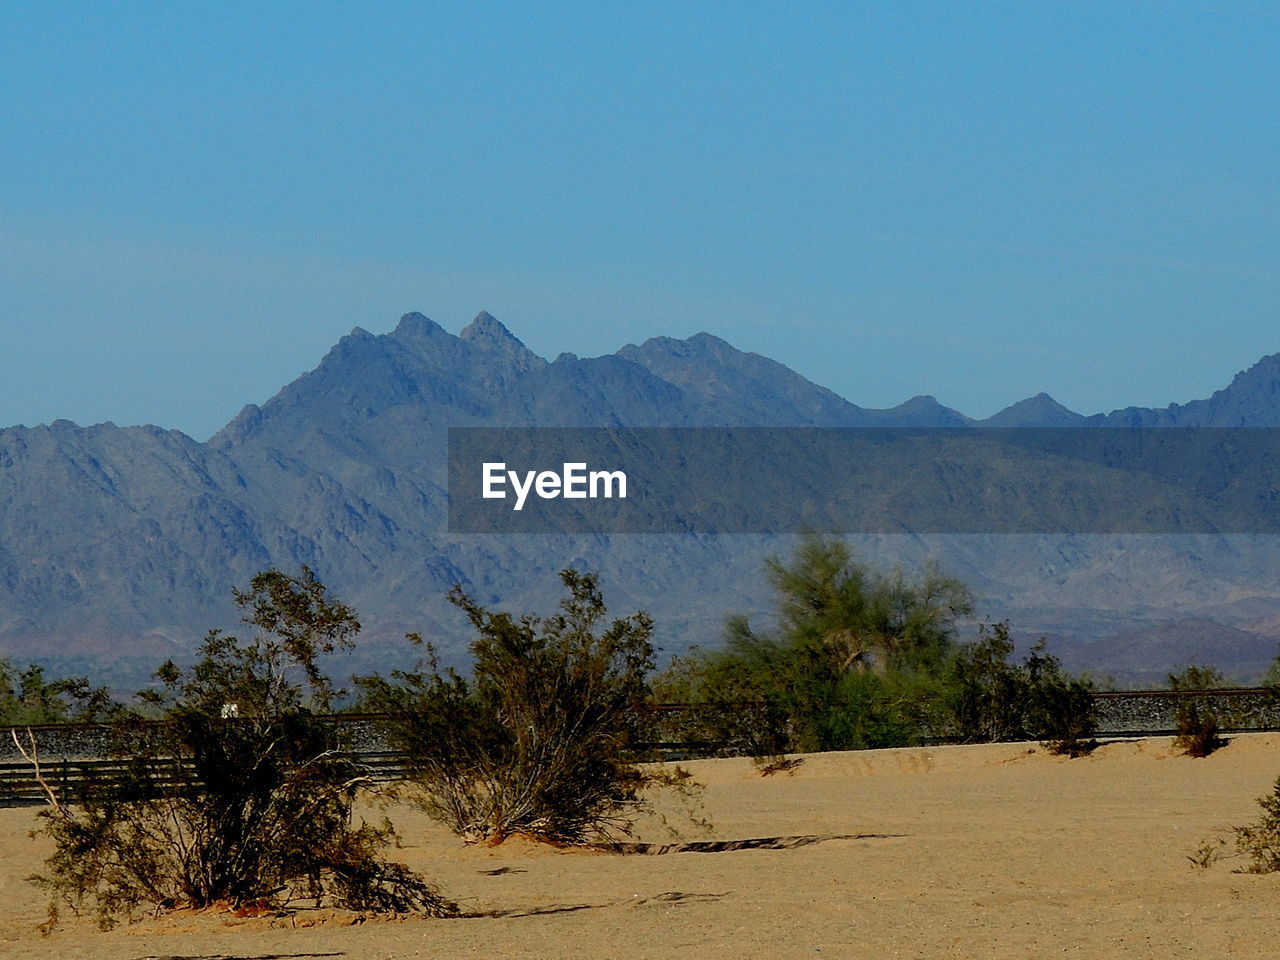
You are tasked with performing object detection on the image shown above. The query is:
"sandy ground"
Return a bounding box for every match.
[2,734,1280,959]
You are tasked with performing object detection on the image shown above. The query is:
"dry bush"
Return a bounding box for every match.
[28,569,455,930]
[1232,775,1280,873]
[1024,642,1098,757]
[947,624,1097,754]
[1169,664,1228,757]
[361,569,706,845]
[1190,776,1280,873]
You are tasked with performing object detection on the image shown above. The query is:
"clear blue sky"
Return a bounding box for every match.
[2,1,1277,440]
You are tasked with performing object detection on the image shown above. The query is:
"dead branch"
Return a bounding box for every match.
[11,727,67,816]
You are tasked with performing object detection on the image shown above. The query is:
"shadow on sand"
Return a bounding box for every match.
[595,832,903,855]
[467,833,902,919]
[473,889,729,919]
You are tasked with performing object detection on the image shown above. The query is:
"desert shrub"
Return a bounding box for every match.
[946,623,1097,754]
[360,569,700,845]
[1023,642,1098,757]
[803,666,948,752]
[28,568,455,929]
[1232,776,1280,873]
[653,537,970,763]
[0,659,116,725]
[946,622,1028,742]
[1262,658,1280,690]
[653,541,1095,759]
[1260,648,1280,720]
[1168,663,1228,757]
[652,635,918,762]
[1190,776,1280,873]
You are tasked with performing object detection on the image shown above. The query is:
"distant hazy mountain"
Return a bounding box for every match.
[1053,619,1280,687]
[6,310,1280,686]
[1088,353,1280,427]
[983,393,1087,427]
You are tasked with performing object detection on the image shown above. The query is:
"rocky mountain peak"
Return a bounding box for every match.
[1217,352,1280,404]
[393,311,445,336]
[459,310,546,372]
[461,310,521,347]
[1100,351,1280,427]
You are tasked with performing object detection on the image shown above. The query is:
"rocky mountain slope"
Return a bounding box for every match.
[5,311,1280,686]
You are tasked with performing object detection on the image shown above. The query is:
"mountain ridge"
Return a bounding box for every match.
[7,311,1280,686]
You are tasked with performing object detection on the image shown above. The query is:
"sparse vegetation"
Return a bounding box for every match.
[1232,776,1280,873]
[1190,775,1280,873]
[27,568,455,930]
[947,623,1097,756]
[1169,663,1228,757]
[360,569,703,845]
[946,621,1027,743]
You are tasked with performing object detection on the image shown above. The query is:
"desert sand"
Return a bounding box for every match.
[2,734,1279,959]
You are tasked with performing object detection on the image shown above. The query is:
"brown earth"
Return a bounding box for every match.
[3,735,1280,959]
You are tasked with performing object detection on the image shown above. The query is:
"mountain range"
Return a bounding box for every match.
[5,311,1280,687]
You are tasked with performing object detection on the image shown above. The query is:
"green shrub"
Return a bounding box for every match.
[946,622,1028,743]
[652,537,970,763]
[1022,640,1098,756]
[1031,673,1099,757]
[653,540,1095,759]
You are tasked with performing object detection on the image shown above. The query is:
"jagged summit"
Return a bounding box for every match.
[460,310,526,349]
[621,331,748,361]
[1098,351,1280,427]
[458,310,546,372]
[9,309,1280,685]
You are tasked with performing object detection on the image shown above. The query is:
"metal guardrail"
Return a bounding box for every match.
[3,689,1277,806]
[0,751,413,808]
